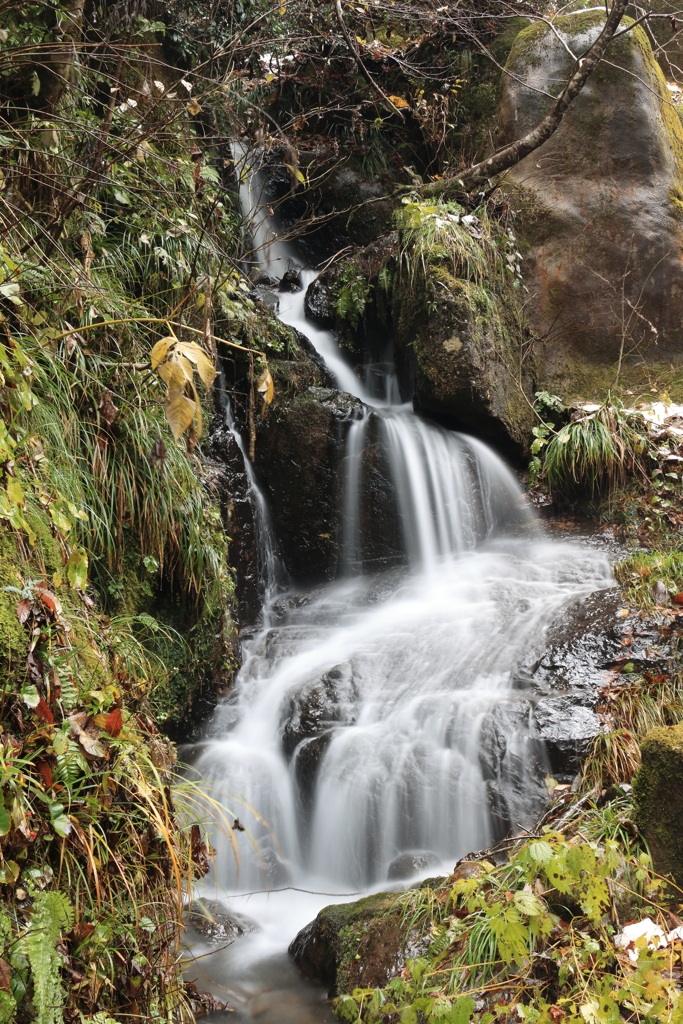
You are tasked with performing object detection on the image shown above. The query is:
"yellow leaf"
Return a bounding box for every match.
[186,98,201,116]
[176,341,217,388]
[388,95,411,109]
[150,335,177,370]
[257,366,274,411]
[157,351,194,389]
[164,388,196,440]
[285,164,305,184]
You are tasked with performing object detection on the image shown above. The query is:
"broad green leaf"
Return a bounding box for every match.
[66,547,88,589]
[0,807,10,836]
[5,477,23,507]
[51,814,72,837]
[20,684,40,708]
[528,840,553,864]
[0,862,18,885]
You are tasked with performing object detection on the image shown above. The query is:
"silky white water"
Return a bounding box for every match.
[184,147,612,1021]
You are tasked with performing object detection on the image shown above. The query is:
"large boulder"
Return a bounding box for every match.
[500,12,683,399]
[634,723,683,886]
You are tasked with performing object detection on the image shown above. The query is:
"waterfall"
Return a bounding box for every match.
[185,146,612,1014]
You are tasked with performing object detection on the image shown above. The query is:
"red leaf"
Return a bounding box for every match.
[36,759,53,788]
[103,708,123,737]
[673,593,683,605]
[35,699,54,724]
[16,599,32,624]
[36,588,58,613]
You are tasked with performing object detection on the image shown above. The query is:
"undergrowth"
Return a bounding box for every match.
[335,790,683,1024]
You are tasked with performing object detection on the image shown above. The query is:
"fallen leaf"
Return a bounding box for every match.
[36,587,61,616]
[190,823,211,875]
[673,593,683,605]
[66,712,106,758]
[0,959,10,992]
[16,599,31,624]
[36,759,53,788]
[103,708,123,737]
[35,699,54,725]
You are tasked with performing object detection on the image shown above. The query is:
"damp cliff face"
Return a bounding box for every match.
[499,12,683,398]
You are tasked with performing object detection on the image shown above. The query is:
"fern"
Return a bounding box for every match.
[54,740,88,792]
[23,891,74,1024]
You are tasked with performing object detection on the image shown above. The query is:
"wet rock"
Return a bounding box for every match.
[289,891,424,996]
[205,419,262,625]
[387,851,441,881]
[521,587,673,780]
[304,276,334,328]
[280,664,358,759]
[249,287,280,313]
[500,11,683,394]
[634,723,683,888]
[254,385,362,580]
[279,264,303,292]
[184,900,259,944]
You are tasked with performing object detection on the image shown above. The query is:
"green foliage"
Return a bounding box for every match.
[333,793,678,1024]
[543,402,646,498]
[334,263,373,329]
[24,891,74,1024]
[615,549,683,607]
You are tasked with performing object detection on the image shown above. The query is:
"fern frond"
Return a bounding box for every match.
[24,890,74,1024]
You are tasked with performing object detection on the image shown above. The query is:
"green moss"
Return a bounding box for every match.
[633,723,683,886]
[0,535,30,686]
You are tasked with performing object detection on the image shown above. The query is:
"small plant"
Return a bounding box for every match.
[543,401,646,498]
[334,263,373,329]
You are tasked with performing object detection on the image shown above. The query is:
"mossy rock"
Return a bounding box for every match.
[393,261,535,456]
[289,892,411,996]
[499,12,683,400]
[633,723,683,887]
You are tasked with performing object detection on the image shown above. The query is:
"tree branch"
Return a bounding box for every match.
[333,0,405,119]
[425,0,629,197]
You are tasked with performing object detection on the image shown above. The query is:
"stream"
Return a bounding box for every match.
[181,150,613,1022]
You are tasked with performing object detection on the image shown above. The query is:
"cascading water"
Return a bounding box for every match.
[183,147,613,1021]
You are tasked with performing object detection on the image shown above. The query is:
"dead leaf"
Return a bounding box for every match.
[257,365,274,415]
[0,959,10,993]
[98,389,118,427]
[103,708,123,737]
[36,587,60,615]
[232,818,246,832]
[186,98,201,116]
[16,599,32,624]
[190,823,211,875]
[35,759,53,788]
[674,593,683,605]
[66,712,106,758]
[35,699,54,725]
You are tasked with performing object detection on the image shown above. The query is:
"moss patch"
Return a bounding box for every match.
[634,723,683,886]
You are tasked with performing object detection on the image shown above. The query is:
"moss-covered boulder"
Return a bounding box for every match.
[393,258,535,456]
[500,12,683,399]
[633,723,683,886]
[289,891,428,996]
